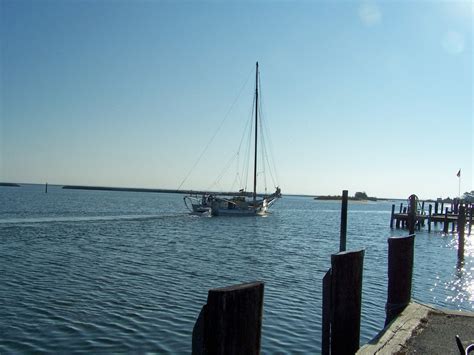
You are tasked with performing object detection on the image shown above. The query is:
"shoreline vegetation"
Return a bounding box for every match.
[0,182,21,187]
[314,191,380,202]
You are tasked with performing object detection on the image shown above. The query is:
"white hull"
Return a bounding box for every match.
[185,189,279,217]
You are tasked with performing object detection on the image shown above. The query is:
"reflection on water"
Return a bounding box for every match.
[0,185,472,353]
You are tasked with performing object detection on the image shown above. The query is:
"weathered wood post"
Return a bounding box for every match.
[192,282,264,355]
[399,203,403,213]
[402,207,407,228]
[340,190,348,252]
[45,182,48,194]
[453,199,459,214]
[469,205,473,235]
[443,207,449,234]
[331,250,365,354]
[434,200,439,214]
[407,195,417,235]
[428,204,432,233]
[385,234,415,325]
[458,205,466,261]
[321,271,331,355]
[390,204,395,229]
[328,250,365,354]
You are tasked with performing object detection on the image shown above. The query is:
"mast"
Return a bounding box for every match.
[253,62,258,205]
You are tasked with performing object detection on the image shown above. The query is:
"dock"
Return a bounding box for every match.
[390,198,473,234]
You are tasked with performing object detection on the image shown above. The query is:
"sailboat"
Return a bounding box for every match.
[183,62,281,216]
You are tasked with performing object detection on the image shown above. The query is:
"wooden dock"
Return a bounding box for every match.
[390,199,473,234]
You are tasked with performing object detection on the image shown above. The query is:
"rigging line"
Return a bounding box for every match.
[176,66,255,191]
[260,112,278,188]
[258,93,268,193]
[258,78,278,188]
[207,152,239,191]
[256,75,270,191]
[243,96,255,191]
[235,101,253,188]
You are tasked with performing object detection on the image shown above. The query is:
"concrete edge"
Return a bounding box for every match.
[357,302,430,354]
[357,302,474,354]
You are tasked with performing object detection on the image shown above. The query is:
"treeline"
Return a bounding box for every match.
[314,191,378,201]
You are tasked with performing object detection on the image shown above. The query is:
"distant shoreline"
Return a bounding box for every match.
[314,195,381,202]
[0,182,21,187]
[62,185,268,197]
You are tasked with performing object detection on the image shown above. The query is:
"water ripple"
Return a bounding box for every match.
[0,187,472,353]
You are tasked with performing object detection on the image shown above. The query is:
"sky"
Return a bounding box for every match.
[1,0,472,199]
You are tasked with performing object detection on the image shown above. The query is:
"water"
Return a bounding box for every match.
[1,184,472,353]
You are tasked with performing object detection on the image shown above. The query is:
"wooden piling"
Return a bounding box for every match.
[193,281,264,355]
[443,207,449,234]
[407,195,417,235]
[321,270,331,355]
[340,190,348,252]
[45,182,48,194]
[469,206,473,235]
[385,234,415,326]
[330,249,365,354]
[399,203,403,213]
[428,204,432,233]
[390,204,395,229]
[434,201,439,214]
[402,207,407,228]
[458,206,466,261]
[453,199,459,214]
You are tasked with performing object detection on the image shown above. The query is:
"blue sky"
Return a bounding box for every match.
[1,0,472,199]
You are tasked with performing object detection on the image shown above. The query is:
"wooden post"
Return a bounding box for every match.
[428,204,432,233]
[435,200,439,214]
[321,270,331,355]
[197,281,264,355]
[407,195,417,235]
[45,182,48,194]
[385,234,415,325]
[440,202,444,214]
[402,207,407,229]
[330,250,365,354]
[454,199,459,214]
[443,207,449,234]
[469,206,473,235]
[340,190,348,252]
[458,205,466,261]
[399,203,403,213]
[390,204,395,229]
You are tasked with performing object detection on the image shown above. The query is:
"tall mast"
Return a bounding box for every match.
[253,62,258,205]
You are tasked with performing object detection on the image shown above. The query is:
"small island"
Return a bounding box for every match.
[314,191,378,201]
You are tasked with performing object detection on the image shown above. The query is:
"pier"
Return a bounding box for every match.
[390,197,473,234]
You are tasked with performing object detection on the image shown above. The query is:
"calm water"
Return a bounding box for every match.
[1,184,473,353]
